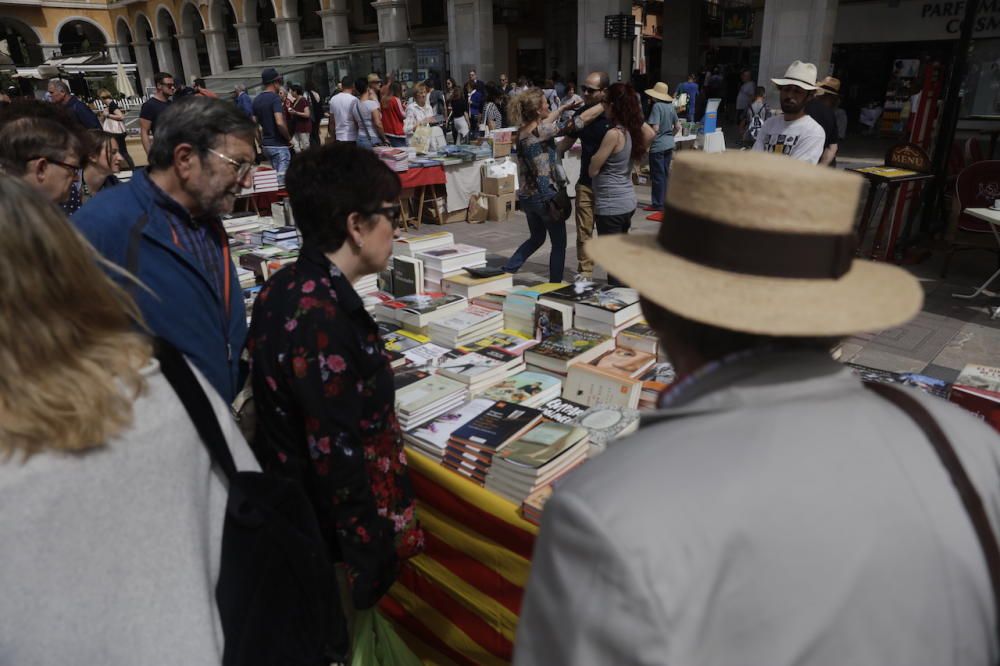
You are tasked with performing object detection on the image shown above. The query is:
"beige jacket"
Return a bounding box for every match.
[515,350,1000,666]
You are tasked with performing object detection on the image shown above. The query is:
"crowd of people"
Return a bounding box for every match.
[1,57,999,666]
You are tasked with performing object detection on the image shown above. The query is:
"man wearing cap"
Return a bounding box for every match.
[253,68,292,184]
[735,68,757,136]
[807,76,843,167]
[643,82,681,213]
[751,60,825,164]
[515,151,1000,665]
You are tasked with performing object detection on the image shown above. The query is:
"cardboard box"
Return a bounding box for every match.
[482,174,516,196]
[485,192,517,221]
[490,139,512,158]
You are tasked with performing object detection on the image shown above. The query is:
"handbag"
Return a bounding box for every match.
[156,338,348,666]
[864,382,1000,662]
[519,134,572,224]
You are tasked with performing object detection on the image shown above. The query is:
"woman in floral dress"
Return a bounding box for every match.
[246,143,423,616]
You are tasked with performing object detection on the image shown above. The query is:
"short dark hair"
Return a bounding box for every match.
[341,75,353,89]
[147,96,256,170]
[285,143,401,253]
[0,117,87,175]
[193,77,207,88]
[354,78,368,94]
[640,297,840,362]
[154,72,174,86]
[291,83,304,95]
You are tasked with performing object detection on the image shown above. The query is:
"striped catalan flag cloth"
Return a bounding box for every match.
[379,449,539,665]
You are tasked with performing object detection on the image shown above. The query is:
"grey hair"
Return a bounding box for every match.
[147,96,256,170]
[234,83,246,93]
[47,79,70,94]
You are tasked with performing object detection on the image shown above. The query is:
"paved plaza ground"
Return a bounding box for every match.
[429,168,1000,383]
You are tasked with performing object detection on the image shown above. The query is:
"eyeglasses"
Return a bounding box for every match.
[369,205,402,227]
[207,148,256,180]
[29,156,82,177]
[161,82,176,89]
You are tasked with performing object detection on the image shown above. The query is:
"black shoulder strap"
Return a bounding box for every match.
[865,382,1000,651]
[155,337,238,481]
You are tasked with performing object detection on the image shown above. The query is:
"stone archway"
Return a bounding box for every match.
[155,6,185,82]
[180,1,210,78]
[0,17,44,66]
[57,18,108,57]
[297,0,323,47]
[251,0,279,59]
[208,0,242,71]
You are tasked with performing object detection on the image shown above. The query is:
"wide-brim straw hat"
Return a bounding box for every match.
[771,60,819,90]
[645,82,673,102]
[816,76,841,96]
[586,151,923,336]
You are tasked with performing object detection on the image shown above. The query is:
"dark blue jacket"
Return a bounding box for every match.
[67,96,100,129]
[74,169,247,402]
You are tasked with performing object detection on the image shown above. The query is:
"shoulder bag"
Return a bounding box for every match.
[519,132,572,224]
[156,338,347,665]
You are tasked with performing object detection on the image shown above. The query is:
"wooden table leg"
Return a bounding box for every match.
[416,184,427,229]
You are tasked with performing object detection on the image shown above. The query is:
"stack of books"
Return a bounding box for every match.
[395,374,468,430]
[436,348,525,393]
[485,423,590,504]
[222,214,265,234]
[470,291,508,312]
[236,266,257,290]
[572,287,642,336]
[354,273,379,296]
[616,321,659,356]
[442,272,514,299]
[381,329,431,368]
[949,363,1000,433]
[374,146,410,172]
[458,329,538,356]
[428,305,504,347]
[392,231,454,257]
[502,283,566,335]
[481,370,562,407]
[416,244,487,291]
[523,329,615,375]
[261,226,300,250]
[403,398,495,461]
[638,362,675,409]
[374,293,467,331]
[442,401,544,485]
[391,256,424,297]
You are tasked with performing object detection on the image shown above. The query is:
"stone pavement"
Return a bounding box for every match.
[418,181,1000,381]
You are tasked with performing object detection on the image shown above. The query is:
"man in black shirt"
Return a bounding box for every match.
[806,76,841,167]
[139,71,175,154]
[558,71,610,279]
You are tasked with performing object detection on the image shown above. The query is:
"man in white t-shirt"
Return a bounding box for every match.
[328,75,359,143]
[752,60,825,165]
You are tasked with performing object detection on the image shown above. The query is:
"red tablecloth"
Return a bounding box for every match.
[398,165,447,189]
[251,189,288,211]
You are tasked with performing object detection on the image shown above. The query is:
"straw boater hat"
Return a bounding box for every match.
[816,76,841,96]
[771,60,818,91]
[645,82,673,103]
[586,151,923,336]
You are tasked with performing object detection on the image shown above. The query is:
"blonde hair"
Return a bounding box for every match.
[507,88,544,127]
[97,88,112,99]
[0,176,151,459]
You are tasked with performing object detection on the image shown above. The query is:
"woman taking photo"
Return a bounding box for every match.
[501,89,580,283]
[379,82,407,147]
[247,143,423,614]
[97,89,133,170]
[0,175,259,664]
[62,129,123,215]
[588,82,655,285]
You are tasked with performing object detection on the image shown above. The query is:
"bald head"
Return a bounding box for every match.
[582,71,610,103]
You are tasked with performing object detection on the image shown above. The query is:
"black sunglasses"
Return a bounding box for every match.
[581,85,603,94]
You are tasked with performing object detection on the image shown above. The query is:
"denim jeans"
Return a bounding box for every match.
[262,145,291,186]
[648,149,673,210]
[502,198,567,283]
[356,135,375,150]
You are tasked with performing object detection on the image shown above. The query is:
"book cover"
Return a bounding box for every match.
[417,243,484,261]
[402,342,451,366]
[378,292,466,315]
[459,329,537,355]
[497,423,588,468]
[527,330,613,363]
[437,350,508,381]
[450,401,544,450]
[617,321,659,354]
[395,375,466,414]
[540,397,588,424]
[542,282,604,303]
[534,303,568,341]
[572,405,641,450]
[431,305,502,332]
[393,368,430,391]
[575,287,639,312]
[409,398,495,451]
[949,387,1000,433]
[591,348,656,379]
[392,256,423,297]
[476,347,521,368]
[381,330,430,353]
[954,364,1000,396]
[563,364,642,409]
[482,371,561,404]
[639,362,677,392]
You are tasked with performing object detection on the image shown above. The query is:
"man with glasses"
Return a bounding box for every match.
[557,71,611,280]
[0,115,86,204]
[46,79,100,130]
[74,97,257,402]
[140,71,175,155]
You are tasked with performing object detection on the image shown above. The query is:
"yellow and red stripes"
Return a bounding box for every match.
[381,450,538,665]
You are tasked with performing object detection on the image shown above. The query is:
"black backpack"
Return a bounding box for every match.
[156,339,348,665]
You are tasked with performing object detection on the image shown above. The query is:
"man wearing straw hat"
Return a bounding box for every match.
[807,76,843,167]
[751,60,825,164]
[515,151,1000,665]
[643,81,682,213]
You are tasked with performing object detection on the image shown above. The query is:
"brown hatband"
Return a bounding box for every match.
[657,204,857,280]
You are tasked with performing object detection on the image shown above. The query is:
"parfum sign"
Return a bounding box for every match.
[921,0,1000,34]
[835,0,1000,43]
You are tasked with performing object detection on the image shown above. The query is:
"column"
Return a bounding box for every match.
[757,0,838,107]
[273,17,302,56]
[203,28,229,74]
[132,40,156,91]
[660,0,700,91]
[39,43,61,61]
[319,0,350,48]
[235,22,262,64]
[176,32,201,80]
[372,0,409,76]
[446,0,494,82]
[153,37,180,78]
[577,0,632,82]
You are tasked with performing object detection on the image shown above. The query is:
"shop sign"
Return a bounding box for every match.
[835,0,1000,43]
[922,0,1000,34]
[722,7,754,39]
[885,143,932,172]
